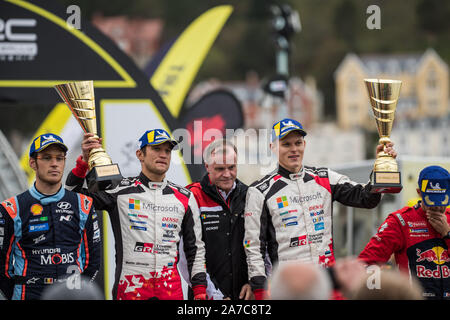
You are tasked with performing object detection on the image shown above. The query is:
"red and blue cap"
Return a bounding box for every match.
[29,133,68,157]
[271,118,307,141]
[418,166,450,207]
[139,129,178,149]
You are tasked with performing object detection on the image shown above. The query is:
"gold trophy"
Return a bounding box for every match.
[55,80,122,191]
[364,79,402,193]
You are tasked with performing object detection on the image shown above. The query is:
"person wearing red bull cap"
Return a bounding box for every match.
[359,165,450,299]
[244,118,397,299]
[0,133,101,300]
[65,130,207,300]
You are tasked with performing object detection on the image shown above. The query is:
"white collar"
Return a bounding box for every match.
[218,182,236,201]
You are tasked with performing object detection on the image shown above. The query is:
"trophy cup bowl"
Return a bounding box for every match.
[364,78,402,193]
[54,81,122,191]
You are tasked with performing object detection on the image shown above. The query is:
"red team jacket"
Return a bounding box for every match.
[359,202,450,299]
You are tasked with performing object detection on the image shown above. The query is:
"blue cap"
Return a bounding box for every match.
[418,166,450,207]
[139,129,178,149]
[29,133,68,157]
[271,118,307,141]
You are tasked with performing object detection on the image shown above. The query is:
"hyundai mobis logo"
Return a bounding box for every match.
[32,248,74,265]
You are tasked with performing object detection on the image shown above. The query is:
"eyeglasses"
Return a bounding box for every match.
[36,155,66,163]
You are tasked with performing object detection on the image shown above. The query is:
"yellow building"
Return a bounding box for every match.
[335,48,449,130]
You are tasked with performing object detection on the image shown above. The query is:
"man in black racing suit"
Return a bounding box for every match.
[0,133,101,300]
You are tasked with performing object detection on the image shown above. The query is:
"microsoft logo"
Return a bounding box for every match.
[276,196,288,208]
[129,199,140,210]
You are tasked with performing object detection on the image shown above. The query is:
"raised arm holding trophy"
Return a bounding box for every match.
[364,78,402,193]
[55,80,122,191]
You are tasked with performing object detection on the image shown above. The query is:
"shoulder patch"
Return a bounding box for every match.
[179,188,190,197]
[79,194,93,215]
[168,182,191,197]
[251,171,279,193]
[119,178,132,186]
[250,170,277,188]
[305,166,329,178]
[168,184,189,212]
[395,213,406,226]
[1,197,18,219]
[256,181,270,193]
[317,170,329,178]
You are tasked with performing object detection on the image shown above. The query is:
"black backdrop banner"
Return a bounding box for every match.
[0,0,244,299]
[0,0,169,126]
[178,89,244,181]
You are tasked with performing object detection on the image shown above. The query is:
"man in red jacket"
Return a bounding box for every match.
[359,165,450,299]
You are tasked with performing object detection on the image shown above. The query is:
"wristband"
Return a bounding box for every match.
[253,288,266,300]
[192,285,206,297]
[194,293,207,300]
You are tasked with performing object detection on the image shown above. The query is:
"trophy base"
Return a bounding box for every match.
[370,171,402,194]
[86,163,122,192]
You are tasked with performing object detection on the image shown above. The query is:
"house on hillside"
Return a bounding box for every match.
[334,48,449,131]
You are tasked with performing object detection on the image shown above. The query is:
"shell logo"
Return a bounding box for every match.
[31,203,43,216]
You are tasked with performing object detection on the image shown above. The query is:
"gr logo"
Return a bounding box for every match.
[0,19,37,41]
[134,242,153,253]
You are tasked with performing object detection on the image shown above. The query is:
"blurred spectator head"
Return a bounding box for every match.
[352,269,423,300]
[332,257,367,298]
[269,261,332,300]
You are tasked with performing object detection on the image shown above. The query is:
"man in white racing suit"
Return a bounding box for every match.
[244,118,397,299]
[66,129,207,300]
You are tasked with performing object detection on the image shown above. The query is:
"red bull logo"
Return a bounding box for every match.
[416,246,450,279]
[416,247,450,265]
[416,248,438,263]
[417,265,450,279]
